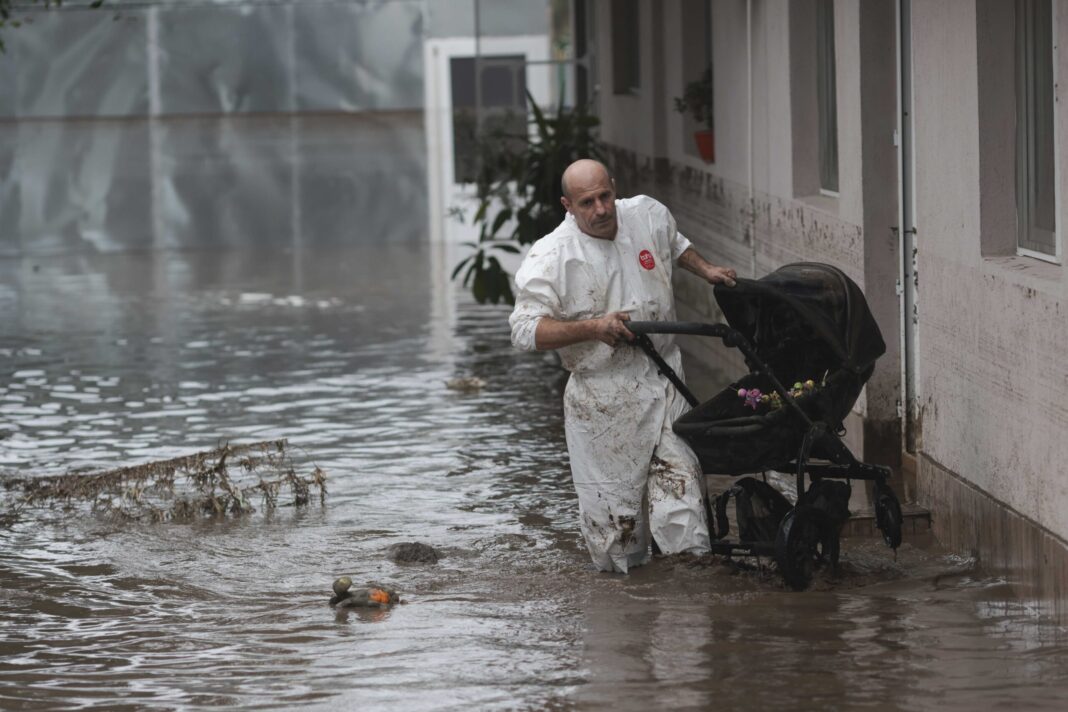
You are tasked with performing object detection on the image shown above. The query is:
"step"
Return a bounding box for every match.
[841,503,931,539]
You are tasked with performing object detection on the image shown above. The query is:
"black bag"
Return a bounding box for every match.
[799,478,852,527]
[711,476,793,542]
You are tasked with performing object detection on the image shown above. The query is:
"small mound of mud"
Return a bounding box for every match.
[387,542,441,564]
[445,376,486,392]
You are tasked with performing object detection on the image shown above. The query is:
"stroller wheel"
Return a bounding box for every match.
[874,484,903,550]
[775,507,824,591]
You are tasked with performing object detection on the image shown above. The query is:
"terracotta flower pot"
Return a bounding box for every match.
[694,129,715,163]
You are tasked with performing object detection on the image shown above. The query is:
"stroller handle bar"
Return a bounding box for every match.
[627,321,734,339]
[627,321,754,358]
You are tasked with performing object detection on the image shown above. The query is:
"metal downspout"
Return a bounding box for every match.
[474,0,483,158]
[747,0,756,277]
[896,0,920,453]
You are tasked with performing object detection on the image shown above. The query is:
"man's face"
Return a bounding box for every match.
[561,172,618,239]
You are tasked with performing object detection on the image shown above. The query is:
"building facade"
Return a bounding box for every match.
[582,0,1068,619]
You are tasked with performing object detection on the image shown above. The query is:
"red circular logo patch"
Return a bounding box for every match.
[639,250,656,270]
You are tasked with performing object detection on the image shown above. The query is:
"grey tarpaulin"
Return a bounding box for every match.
[0,0,430,255]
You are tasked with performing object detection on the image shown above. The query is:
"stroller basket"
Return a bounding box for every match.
[676,367,869,475]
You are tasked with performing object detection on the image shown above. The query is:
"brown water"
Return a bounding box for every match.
[2,245,1067,711]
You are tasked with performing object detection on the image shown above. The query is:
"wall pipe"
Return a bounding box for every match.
[747,0,756,277]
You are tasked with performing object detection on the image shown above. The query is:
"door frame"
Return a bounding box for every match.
[424,35,552,244]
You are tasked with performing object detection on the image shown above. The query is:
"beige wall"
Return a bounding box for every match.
[912,0,1068,541]
[592,0,903,460]
[594,0,661,158]
[584,0,1068,593]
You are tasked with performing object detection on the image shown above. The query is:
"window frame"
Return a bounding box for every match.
[816,0,840,196]
[1015,0,1062,264]
[611,0,641,95]
[677,0,714,161]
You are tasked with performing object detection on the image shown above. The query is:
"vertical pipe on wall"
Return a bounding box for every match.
[286,2,302,270]
[896,0,920,453]
[474,0,483,141]
[147,6,163,251]
[747,0,756,277]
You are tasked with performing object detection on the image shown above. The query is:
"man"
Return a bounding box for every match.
[509,159,737,573]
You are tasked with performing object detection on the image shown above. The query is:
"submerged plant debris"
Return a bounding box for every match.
[0,440,326,526]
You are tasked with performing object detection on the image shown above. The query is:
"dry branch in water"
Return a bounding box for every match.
[0,440,326,525]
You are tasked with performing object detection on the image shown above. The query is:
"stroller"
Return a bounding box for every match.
[628,262,903,589]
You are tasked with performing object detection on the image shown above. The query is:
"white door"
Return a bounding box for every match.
[424,36,552,244]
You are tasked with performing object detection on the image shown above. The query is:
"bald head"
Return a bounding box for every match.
[561,159,612,200]
[560,159,618,240]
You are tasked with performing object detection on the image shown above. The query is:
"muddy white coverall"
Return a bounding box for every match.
[509,195,711,572]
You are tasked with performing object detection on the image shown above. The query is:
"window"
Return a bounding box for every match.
[679,0,713,160]
[1015,0,1058,259]
[817,0,839,194]
[450,55,527,183]
[574,0,591,106]
[611,0,640,94]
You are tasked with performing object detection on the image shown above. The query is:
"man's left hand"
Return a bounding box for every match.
[705,265,737,287]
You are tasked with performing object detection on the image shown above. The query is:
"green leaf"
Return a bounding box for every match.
[498,271,515,305]
[462,249,484,288]
[472,270,488,303]
[450,254,473,281]
[484,257,515,305]
[527,89,550,140]
[491,243,520,254]
[463,260,478,288]
[490,208,512,236]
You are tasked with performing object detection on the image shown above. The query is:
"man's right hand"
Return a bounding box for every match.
[591,311,635,347]
[533,312,635,350]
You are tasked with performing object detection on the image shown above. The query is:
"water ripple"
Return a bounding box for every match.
[1,247,1067,710]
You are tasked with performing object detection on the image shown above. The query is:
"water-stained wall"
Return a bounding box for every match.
[912,0,1068,545]
[591,0,902,465]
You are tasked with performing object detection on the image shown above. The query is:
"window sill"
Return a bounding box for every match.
[981,253,1063,295]
[675,152,714,171]
[796,192,840,217]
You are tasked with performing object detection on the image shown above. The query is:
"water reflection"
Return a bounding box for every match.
[1,245,1067,710]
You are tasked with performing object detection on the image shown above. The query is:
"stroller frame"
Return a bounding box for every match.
[628,320,903,590]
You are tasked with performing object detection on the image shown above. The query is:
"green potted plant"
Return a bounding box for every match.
[451,91,605,305]
[674,67,714,163]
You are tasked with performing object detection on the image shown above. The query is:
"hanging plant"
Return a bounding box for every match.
[673,66,715,162]
[673,66,714,128]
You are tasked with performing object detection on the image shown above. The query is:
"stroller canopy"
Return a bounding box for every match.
[714,263,885,375]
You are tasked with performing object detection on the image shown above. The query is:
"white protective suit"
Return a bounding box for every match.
[509,195,711,572]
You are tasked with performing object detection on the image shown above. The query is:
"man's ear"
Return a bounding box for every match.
[560,196,571,213]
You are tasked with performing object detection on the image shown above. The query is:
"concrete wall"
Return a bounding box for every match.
[911,0,1068,544]
[586,0,1068,615]
[591,0,902,467]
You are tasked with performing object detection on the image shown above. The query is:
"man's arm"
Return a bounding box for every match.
[677,247,738,287]
[533,312,635,350]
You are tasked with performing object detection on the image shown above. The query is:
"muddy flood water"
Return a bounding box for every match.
[2,244,1068,711]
